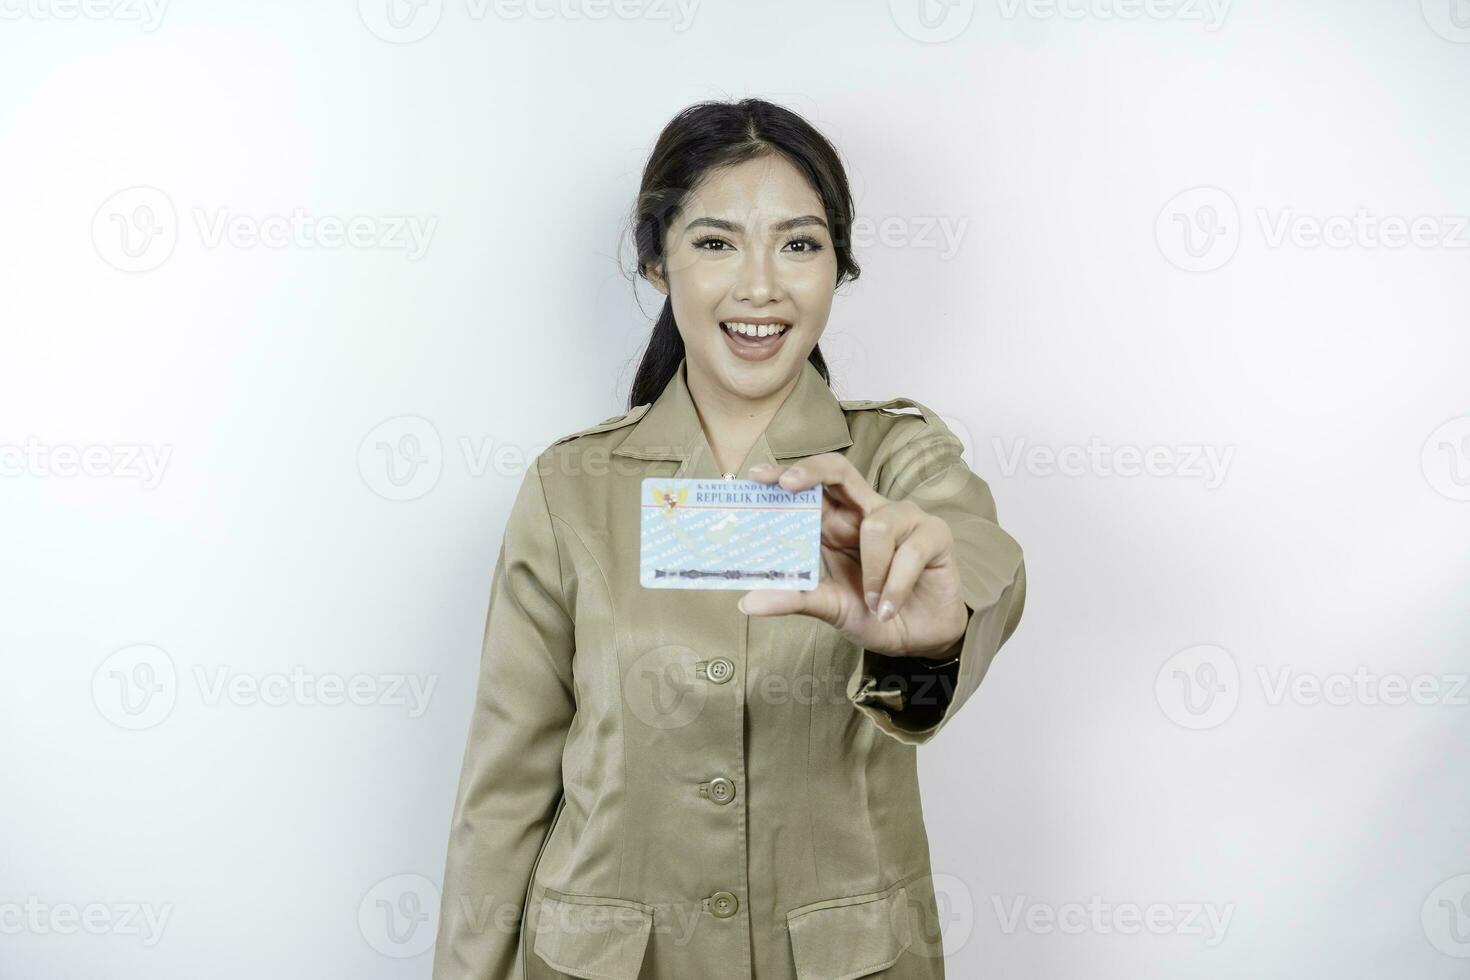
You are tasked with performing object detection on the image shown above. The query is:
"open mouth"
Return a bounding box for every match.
[720,320,793,362]
[719,320,791,361]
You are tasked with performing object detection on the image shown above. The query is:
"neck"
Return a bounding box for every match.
[683,361,801,476]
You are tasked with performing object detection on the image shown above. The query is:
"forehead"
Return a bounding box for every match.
[685,154,825,220]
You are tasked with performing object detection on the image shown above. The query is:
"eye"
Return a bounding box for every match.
[692,236,733,251]
[783,236,825,254]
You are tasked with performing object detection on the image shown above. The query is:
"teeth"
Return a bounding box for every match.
[721,322,789,338]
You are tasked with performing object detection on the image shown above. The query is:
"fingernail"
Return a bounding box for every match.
[877,600,895,622]
[865,591,880,613]
[737,595,750,614]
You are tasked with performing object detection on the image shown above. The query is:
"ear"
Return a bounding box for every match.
[643,260,669,296]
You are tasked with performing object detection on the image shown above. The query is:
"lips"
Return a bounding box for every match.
[719,319,791,362]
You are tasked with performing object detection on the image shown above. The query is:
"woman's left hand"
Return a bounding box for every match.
[738,453,970,660]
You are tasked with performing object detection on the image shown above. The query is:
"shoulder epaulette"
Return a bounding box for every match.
[548,403,652,448]
[839,395,941,427]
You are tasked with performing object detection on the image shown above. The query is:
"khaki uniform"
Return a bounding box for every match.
[432,356,1026,980]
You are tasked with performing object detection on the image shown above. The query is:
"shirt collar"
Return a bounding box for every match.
[611,355,853,478]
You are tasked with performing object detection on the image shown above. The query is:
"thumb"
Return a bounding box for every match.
[738,582,844,626]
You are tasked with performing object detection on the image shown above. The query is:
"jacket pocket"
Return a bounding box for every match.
[529,890,655,980]
[786,883,913,980]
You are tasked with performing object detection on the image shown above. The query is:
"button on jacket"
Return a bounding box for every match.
[432,356,1027,980]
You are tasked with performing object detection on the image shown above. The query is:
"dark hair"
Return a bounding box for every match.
[627,98,862,409]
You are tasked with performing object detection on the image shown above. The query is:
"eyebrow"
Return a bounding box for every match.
[685,214,829,234]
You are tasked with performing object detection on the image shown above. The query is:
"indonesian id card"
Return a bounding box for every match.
[639,477,823,591]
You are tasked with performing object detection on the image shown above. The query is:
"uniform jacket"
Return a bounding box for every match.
[432,356,1026,980]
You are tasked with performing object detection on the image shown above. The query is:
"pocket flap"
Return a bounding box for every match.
[530,893,655,980]
[786,884,913,980]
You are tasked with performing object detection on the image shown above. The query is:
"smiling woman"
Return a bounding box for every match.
[627,101,861,479]
[431,98,1027,980]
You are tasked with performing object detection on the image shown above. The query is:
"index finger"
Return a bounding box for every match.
[766,452,888,518]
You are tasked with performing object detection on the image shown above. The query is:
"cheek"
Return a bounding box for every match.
[667,264,729,318]
[789,266,836,315]
[667,271,725,352]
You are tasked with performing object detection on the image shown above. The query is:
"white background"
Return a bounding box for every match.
[2,1,1468,977]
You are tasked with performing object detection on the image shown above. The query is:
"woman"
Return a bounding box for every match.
[432,98,1026,980]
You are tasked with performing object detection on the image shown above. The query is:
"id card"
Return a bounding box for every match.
[639,477,822,591]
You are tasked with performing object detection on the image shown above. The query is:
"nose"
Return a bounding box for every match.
[732,243,782,306]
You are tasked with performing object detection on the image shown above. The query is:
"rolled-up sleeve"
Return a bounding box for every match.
[848,422,1026,746]
[432,456,576,980]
